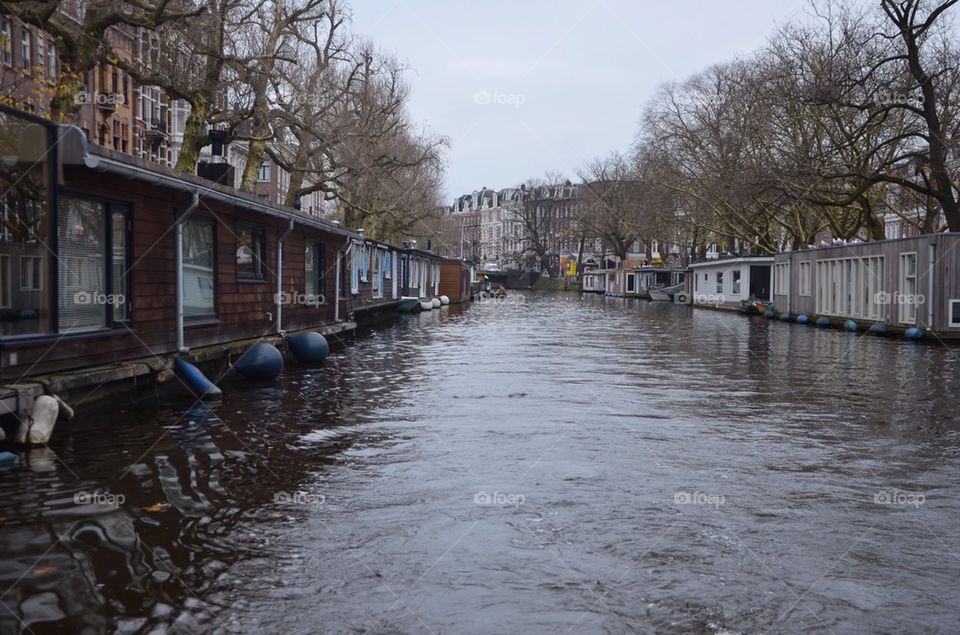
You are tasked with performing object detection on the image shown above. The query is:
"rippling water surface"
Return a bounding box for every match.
[2,292,960,634]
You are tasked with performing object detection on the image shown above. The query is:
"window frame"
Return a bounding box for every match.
[20,27,31,72]
[181,215,217,321]
[55,191,133,332]
[799,261,811,296]
[949,300,960,328]
[235,221,266,281]
[304,241,326,306]
[0,19,11,68]
[898,251,918,325]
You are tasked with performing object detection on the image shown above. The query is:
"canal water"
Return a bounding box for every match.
[2,292,960,634]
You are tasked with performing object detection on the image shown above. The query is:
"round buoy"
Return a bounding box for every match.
[867,323,888,336]
[797,314,810,325]
[676,292,689,304]
[905,327,925,340]
[816,316,832,328]
[431,298,441,308]
[439,295,450,305]
[779,313,792,322]
[845,320,858,332]
[420,300,433,311]
[0,451,18,468]
[287,331,330,363]
[235,342,284,380]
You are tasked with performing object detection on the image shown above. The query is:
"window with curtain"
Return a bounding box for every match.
[56,198,129,332]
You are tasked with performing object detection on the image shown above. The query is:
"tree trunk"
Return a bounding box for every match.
[175,96,209,173]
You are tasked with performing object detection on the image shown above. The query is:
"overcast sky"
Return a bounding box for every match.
[349,0,819,202]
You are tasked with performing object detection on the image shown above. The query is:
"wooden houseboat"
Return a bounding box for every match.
[772,234,960,338]
[0,108,358,391]
[438,259,473,304]
[687,256,774,311]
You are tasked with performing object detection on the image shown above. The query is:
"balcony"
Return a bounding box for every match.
[144,122,169,145]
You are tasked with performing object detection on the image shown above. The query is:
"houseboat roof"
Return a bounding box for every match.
[688,255,775,269]
[57,125,358,239]
[773,233,960,258]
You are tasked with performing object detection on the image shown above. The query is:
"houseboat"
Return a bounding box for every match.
[399,243,443,305]
[635,266,687,300]
[345,235,403,323]
[772,234,960,338]
[604,259,646,297]
[581,269,606,293]
[438,259,473,304]
[0,106,409,415]
[687,256,774,311]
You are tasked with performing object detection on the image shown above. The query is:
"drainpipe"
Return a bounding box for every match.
[335,241,354,322]
[176,190,201,353]
[928,240,936,329]
[275,218,295,335]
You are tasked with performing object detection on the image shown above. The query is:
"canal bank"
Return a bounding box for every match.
[2,293,959,634]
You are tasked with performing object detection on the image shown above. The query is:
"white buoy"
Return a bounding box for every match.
[15,395,60,445]
[439,295,450,305]
[431,298,441,308]
[420,300,433,311]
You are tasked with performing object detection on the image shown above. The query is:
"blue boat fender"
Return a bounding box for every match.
[868,323,889,336]
[174,358,222,398]
[287,331,330,363]
[0,451,19,467]
[816,316,832,328]
[796,314,810,325]
[235,342,284,380]
[905,327,925,340]
[779,313,792,322]
[845,320,858,332]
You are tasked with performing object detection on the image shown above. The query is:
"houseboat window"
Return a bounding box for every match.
[716,272,723,294]
[899,252,918,324]
[182,219,215,318]
[799,261,811,296]
[372,249,383,299]
[0,112,51,336]
[815,256,884,320]
[236,223,265,279]
[774,262,789,296]
[304,243,325,305]
[350,245,360,294]
[732,270,741,295]
[626,273,635,292]
[58,197,108,333]
[111,208,129,321]
[950,300,960,327]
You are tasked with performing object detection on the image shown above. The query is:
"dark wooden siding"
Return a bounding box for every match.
[0,167,348,378]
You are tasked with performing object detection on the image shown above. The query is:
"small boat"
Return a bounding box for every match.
[398,296,420,312]
[739,297,771,315]
[650,283,684,301]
